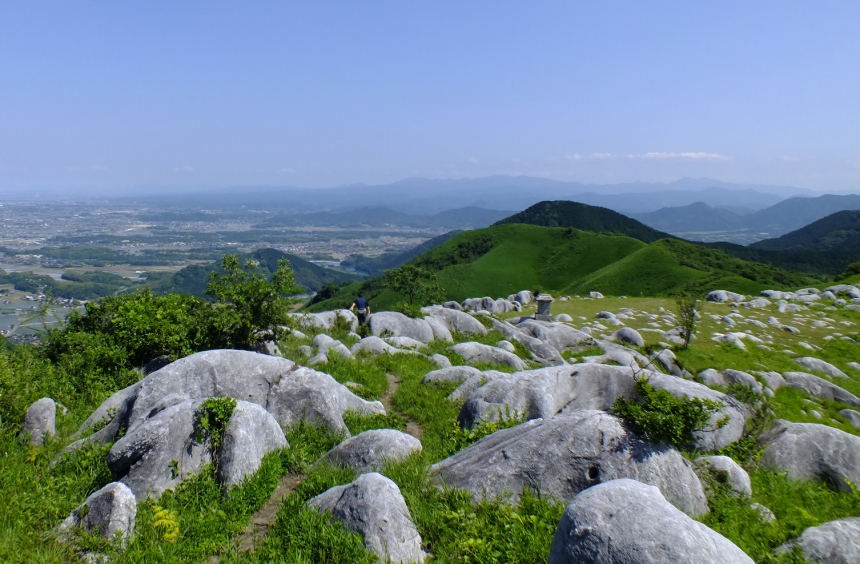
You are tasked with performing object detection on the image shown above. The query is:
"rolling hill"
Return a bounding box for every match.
[306,223,815,311]
[493,200,672,243]
[146,248,361,297]
[629,202,747,233]
[340,230,462,276]
[749,210,860,252]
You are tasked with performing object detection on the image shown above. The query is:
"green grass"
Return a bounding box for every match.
[702,470,860,563]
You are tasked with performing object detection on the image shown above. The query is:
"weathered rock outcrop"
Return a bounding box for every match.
[793,357,848,379]
[421,306,488,335]
[308,473,426,563]
[57,482,137,543]
[21,397,57,446]
[547,479,753,564]
[316,429,422,474]
[693,455,752,498]
[759,420,860,492]
[368,312,434,343]
[783,372,860,406]
[779,518,860,564]
[217,402,288,487]
[449,342,528,370]
[431,411,709,516]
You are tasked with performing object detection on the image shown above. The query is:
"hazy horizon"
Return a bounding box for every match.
[2,2,859,193]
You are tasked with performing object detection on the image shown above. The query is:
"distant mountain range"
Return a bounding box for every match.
[749,210,860,252]
[630,193,860,243]
[117,176,823,217]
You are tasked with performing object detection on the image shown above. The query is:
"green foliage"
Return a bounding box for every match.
[674,293,700,349]
[46,289,221,370]
[836,261,860,281]
[206,254,301,347]
[383,263,445,306]
[195,396,237,453]
[440,407,525,458]
[391,300,425,318]
[702,470,860,563]
[613,378,723,448]
[343,411,408,435]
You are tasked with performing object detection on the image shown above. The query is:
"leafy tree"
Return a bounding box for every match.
[674,293,700,349]
[383,264,445,306]
[206,255,301,348]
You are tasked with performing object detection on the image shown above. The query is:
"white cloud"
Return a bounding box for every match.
[638,152,732,160]
[588,153,615,159]
[468,156,479,164]
[173,165,194,172]
[564,154,583,160]
[281,167,296,173]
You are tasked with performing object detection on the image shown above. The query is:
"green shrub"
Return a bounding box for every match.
[206,255,301,348]
[613,378,723,449]
[391,301,424,319]
[195,396,237,454]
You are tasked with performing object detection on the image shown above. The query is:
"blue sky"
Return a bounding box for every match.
[1,2,858,192]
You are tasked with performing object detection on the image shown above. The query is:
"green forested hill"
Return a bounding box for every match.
[493,200,673,243]
[306,224,815,311]
[749,210,860,252]
[147,248,361,297]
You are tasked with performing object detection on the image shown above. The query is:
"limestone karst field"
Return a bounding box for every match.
[3,284,860,563]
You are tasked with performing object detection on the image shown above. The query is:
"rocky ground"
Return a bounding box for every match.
[8,285,860,563]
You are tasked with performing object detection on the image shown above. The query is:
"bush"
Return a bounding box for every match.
[391,301,424,319]
[206,255,301,348]
[195,396,237,455]
[613,378,723,448]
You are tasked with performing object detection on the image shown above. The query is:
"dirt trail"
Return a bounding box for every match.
[217,374,421,559]
[230,473,303,555]
[382,373,423,439]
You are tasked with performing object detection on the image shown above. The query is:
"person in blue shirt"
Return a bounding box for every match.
[349,292,371,325]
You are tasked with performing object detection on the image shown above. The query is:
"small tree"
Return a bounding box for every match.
[206,255,301,348]
[383,264,444,306]
[675,293,699,349]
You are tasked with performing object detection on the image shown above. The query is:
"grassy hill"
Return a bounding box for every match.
[340,230,462,276]
[750,210,860,252]
[493,200,672,243]
[147,248,361,297]
[629,201,747,232]
[306,224,815,311]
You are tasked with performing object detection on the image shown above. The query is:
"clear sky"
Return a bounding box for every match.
[1,1,858,192]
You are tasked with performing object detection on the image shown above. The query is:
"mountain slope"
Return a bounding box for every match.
[629,202,746,232]
[147,248,361,297]
[493,201,672,243]
[749,210,860,252]
[340,230,462,276]
[745,194,860,237]
[306,224,815,311]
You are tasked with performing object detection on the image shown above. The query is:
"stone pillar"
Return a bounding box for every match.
[535,294,554,321]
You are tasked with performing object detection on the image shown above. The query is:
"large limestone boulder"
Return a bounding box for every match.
[21,397,57,446]
[77,350,384,442]
[108,398,212,500]
[514,290,534,304]
[783,372,860,406]
[449,342,527,371]
[431,411,709,516]
[351,336,406,356]
[423,315,454,342]
[516,320,593,353]
[421,306,488,335]
[759,420,860,492]
[490,319,566,366]
[793,357,848,378]
[779,518,860,564]
[316,429,422,474]
[290,310,358,332]
[840,409,860,429]
[693,455,752,498]
[421,365,482,386]
[825,284,860,299]
[458,364,635,428]
[308,473,426,563]
[457,364,747,451]
[706,290,746,303]
[368,312,434,343]
[57,482,137,543]
[699,369,763,392]
[612,327,644,347]
[547,479,753,564]
[217,402,288,488]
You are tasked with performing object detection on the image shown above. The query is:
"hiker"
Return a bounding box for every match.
[350,292,370,325]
